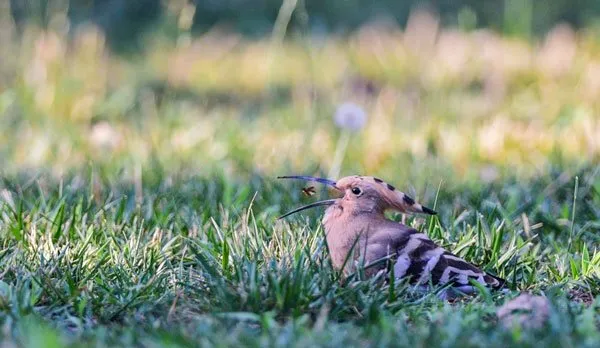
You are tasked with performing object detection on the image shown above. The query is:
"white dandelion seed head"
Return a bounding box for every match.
[334,102,367,131]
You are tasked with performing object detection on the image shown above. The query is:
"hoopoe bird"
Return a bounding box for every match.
[278,175,505,297]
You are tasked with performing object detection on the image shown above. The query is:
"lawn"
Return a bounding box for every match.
[1,14,600,347]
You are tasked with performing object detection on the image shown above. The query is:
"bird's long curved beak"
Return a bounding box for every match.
[277,175,341,190]
[277,199,337,220]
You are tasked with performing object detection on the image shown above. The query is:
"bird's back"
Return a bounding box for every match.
[387,224,505,291]
[325,215,504,292]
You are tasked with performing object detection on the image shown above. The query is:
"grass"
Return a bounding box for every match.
[1,9,600,347]
[0,169,599,346]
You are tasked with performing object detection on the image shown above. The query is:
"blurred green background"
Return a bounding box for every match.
[2,0,600,184]
[4,0,600,206]
[9,0,600,52]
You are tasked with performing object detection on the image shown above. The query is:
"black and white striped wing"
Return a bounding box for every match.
[393,230,504,291]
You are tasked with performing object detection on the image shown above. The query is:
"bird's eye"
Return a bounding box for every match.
[351,187,362,195]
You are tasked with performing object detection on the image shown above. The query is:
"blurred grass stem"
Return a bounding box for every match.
[266,0,298,86]
[568,176,579,253]
[328,130,350,179]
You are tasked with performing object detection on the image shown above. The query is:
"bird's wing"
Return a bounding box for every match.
[371,223,505,290]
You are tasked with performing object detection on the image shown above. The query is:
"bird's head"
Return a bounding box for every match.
[277,175,437,219]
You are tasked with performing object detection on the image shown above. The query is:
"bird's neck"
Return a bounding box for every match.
[322,204,384,272]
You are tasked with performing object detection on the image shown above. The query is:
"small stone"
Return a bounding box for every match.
[496,293,550,329]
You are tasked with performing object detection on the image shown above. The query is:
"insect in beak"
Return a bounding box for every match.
[301,186,316,196]
[277,199,337,220]
[277,175,341,219]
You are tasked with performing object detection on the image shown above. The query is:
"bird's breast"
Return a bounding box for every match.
[322,205,371,272]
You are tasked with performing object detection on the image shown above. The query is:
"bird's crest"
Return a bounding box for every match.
[335,175,437,215]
